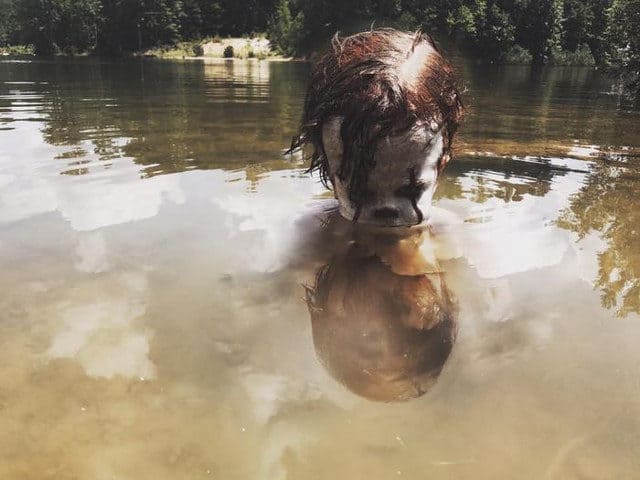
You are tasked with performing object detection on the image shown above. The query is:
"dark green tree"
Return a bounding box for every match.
[587,0,613,63]
[14,0,61,54]
[511,0,563,65]
[0,0,635,76]
[444,0,515,62]
[97,0,184,55]
[559,0,611,63]
[267,0,303,55]
[0,0,18,46]
[606,0,640,95]
[56,0,101,53]
[217,0,275,35]
[561,0,592,51]
[180,0,204,39]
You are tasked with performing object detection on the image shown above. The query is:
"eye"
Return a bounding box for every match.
[395,180,427,199]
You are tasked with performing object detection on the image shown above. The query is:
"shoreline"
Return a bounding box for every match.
[179,55,305,62]
[0,50,306,62]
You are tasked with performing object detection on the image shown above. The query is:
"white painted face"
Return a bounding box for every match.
[322,116,444,227]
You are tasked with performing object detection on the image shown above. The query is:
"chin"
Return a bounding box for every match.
[335,191,435,228]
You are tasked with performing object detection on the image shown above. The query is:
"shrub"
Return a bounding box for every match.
[62,45,78,55]
[394,12,419,31]
[223,45,234,58]
[0,44,35,55]
[192,43,204,56]
[606,0,640,95]
[550,44,595,65]
[267,0,303,56]
[504,44,533,64]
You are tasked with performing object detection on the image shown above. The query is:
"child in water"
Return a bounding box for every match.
[291,28,463,227]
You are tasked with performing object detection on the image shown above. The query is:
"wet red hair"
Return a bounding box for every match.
[291,28,464,206]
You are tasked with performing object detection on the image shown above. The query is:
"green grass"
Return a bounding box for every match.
[144,41,199,58]
[0,44,35,55]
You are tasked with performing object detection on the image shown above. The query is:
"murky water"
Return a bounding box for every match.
[1,57,639,479]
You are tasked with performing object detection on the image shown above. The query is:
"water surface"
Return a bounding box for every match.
[1,57,640,479]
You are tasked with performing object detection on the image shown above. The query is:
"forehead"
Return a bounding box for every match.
[371,127,440,181]
[321,117,441,184]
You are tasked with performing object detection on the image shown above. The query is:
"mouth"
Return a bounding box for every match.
[352,220,428,237]
[355,211,427,229]
[336,201,428,229]
[349,205,425,228]
[357,218,420,229]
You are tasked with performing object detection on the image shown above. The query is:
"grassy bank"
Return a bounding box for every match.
[0,37,283,60]
[0,45,35,56]
[0,40,594,66]
[143,37,282,60]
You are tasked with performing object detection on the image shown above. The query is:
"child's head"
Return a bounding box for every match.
[305,240,457,402]
[293,29,463,227]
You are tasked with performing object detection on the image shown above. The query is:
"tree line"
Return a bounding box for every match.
[0,0,638,88]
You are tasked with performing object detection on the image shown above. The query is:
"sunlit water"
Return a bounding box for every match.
[1,57,640,479]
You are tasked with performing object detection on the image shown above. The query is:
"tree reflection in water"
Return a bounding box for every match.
[558,155,640,317]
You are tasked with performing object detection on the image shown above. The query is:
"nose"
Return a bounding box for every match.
[372,206,401,221]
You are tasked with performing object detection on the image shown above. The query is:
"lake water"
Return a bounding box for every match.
[1,57,639,479]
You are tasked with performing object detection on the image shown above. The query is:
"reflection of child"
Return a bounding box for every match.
[305,230,457,402]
